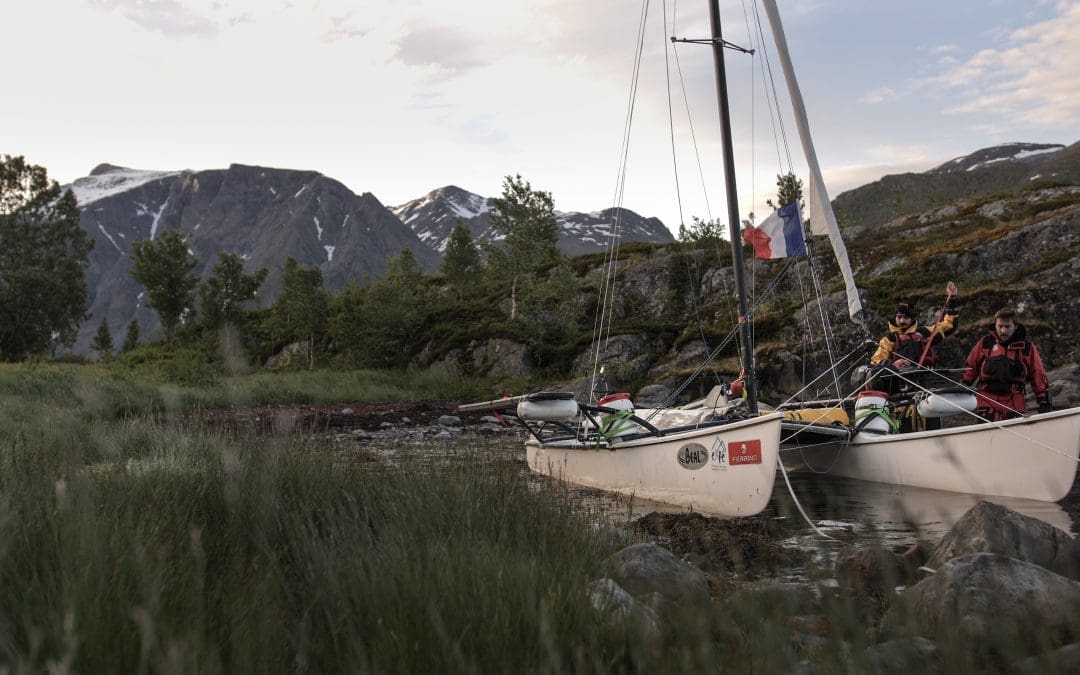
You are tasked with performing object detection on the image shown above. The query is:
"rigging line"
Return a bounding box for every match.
[668,0,724,378]
[874,369,1079,463]
[777,343,865,408]
[672,36,712,222]
[750,0,793,173]
[648,256,798,415]
[804,237,844,397]
[665,1,716,372]
[589,0,651,403]
[663,0,686,227]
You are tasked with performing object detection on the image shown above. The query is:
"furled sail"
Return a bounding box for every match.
[760,0,863,323]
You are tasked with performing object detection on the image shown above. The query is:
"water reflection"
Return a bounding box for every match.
[569,461,1079,549]
[769,468,1078,546]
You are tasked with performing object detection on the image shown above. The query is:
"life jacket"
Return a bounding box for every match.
[890,326,934,367]
[976,334,1031,394]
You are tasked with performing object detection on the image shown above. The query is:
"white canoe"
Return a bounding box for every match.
[784,407,1080,502]
[528,412,782,517]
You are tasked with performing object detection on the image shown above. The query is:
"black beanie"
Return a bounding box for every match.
[895,300,916,319]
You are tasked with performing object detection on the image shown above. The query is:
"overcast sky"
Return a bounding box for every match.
[3,0,1078,235]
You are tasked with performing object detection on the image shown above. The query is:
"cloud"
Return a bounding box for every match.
[393,25,486,75]
[858,86,898,105]
[918,3,1080,127]
[86,0,221,37]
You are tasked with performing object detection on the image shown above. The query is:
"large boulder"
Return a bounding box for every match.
[931,501,1079,580]
[882,553,1080,661]
[585,578,660,635]
[601,543,709,614]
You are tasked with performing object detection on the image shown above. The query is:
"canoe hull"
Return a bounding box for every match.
[527,413,782,517]
[785,407,1080,502]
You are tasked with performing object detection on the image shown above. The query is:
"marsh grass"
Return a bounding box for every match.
[0,363,488,422]
[0,369,870,673]
[3,366,1056,671]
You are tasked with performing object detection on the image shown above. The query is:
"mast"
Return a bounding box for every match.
[707,0,759,414]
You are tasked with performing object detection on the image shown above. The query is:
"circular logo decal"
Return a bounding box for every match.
[677,443,709,470]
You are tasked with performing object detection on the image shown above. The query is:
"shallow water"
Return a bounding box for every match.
[560,454,1079,551]
[770,464,1079,543]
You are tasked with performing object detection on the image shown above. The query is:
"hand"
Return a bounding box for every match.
[1036,396,1052,414]
[863,338,879,353]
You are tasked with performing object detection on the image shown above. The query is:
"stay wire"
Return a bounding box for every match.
[648,256,798,416]
[589,0,651,403]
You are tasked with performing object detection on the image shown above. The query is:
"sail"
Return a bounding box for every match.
[760,0,863,323]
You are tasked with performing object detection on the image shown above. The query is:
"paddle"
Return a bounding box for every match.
[917,281,957,367]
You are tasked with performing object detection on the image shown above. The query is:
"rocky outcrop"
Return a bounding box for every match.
[471,339,533,378]
[882,553,1080,659]
[930,500,1079,580]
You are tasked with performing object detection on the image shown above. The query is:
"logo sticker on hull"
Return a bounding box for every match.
[710,439,728,471]
[729,439,762,465]
[677,443,709,470]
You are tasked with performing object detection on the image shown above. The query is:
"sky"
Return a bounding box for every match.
[3,0,1079,236]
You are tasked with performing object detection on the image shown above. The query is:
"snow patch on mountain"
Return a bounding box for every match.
[68,166,182,206]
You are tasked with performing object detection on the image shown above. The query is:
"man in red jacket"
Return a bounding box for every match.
[961,308,1051,421]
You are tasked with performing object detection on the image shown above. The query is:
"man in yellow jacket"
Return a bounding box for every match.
[871,298,959,370]
[867,298,959,431]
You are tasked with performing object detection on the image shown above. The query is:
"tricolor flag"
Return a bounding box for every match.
[742,202,806,259]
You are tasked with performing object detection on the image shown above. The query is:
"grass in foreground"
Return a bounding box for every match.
[0,373,856,673]
[0,362,492,421]
[3,367,1052,672]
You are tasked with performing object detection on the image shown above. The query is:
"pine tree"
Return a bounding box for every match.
[129,230,199,342]
[766,172,804,212]
[0,155,94,360]
[91,321,113,360]
[271,257,328,370]
[122,319,140,352]
[440,221,482,295]
[199,251,268,328]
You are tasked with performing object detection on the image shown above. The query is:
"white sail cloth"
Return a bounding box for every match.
[761,0,863,323]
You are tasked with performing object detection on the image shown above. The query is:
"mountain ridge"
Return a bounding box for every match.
[832,141,1079,230]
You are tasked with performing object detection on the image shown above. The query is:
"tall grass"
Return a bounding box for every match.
[0,363,490,420]
[0,368,867,673]
[8,365,1046,671]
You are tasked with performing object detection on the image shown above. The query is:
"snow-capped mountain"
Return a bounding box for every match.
[929,142,1064,174]
[67,163,440,353]
[390,186,675,257]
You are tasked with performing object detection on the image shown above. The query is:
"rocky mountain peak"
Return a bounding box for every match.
[929,142,1064,175]
[392,185,675,256]
[89,163,131,176]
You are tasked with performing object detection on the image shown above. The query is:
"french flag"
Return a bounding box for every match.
[742,202,807,259]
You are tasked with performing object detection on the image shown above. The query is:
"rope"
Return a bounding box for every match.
[776,456,845,543]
